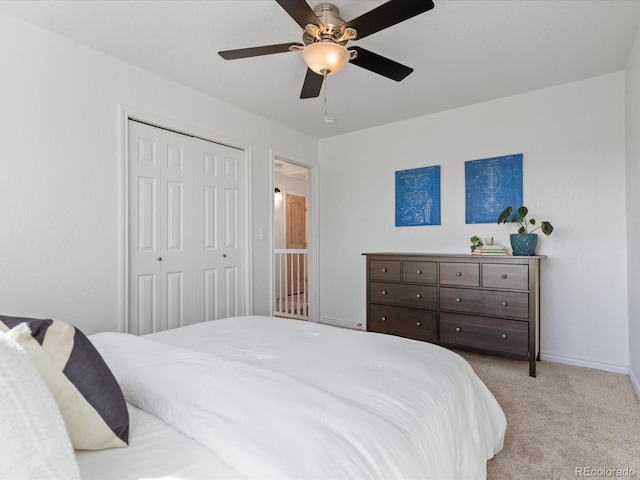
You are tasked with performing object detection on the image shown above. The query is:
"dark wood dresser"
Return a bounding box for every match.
[363,253,542,376]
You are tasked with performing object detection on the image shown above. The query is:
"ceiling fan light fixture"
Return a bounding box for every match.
[301,42,350,76]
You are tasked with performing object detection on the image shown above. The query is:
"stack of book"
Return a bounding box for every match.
[471,245,508,255]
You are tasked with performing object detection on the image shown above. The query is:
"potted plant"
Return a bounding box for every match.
[497,206,554,256]
[470,235,483,253]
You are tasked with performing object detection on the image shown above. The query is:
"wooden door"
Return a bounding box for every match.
[286,194,306,295]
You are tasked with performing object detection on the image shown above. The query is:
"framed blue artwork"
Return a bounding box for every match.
[465,154,523,224]
[395,166,441,226]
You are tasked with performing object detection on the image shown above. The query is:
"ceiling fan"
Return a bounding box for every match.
[218,0,435,99]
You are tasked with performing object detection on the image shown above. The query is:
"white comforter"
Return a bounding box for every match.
[90,316,505,479]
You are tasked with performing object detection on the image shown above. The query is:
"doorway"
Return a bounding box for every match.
[273,159,310,320]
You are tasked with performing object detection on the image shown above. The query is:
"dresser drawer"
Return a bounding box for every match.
[440,287,529,319]
[440,262,480,286]
[440,313,528,356]
[402,261,437,284]
[370,282,437,309]
[369,260,401,281]
[482,264,529,290]
[368,304,437,342]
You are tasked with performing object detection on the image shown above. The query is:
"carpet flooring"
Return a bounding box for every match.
[458,352,640,480]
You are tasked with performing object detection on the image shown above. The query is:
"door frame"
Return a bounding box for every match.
[119,105,253,333]
[270,151,319,322]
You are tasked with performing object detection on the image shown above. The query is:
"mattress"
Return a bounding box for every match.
[88,315,506,479]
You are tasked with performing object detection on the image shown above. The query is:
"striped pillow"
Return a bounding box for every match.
[0,316,129,450]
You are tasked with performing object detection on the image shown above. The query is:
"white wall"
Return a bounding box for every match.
[0,13,318,334]
[0,11,634,376]
[319,73,629,373]
[626,24,640,392]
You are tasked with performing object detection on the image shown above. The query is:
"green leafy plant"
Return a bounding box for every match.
[497,206,554,236]
[470,235,483,252]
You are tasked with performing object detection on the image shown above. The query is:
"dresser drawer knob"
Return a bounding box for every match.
[381,290,387,295]
[456,297,462,302]
[416,321,421,326]
[381,316,387,321]
[456,272,462,277]
[382,268,387,272]
[502,274,508,279]
[416,270,422,274]
[501,301,508,307]
[501,333,508,339]
[416,293,422,298]
[455,327,462,332]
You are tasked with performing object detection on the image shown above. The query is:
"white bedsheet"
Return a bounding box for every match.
[75,403,245,480]
[90,316,506,479]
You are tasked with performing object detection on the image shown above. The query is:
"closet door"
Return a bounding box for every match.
[128,121,194,334]
[128,120,247,334]
[193,138,245,321]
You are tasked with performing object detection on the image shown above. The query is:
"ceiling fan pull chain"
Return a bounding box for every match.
[323,70,328,116]
[323,70,336,124]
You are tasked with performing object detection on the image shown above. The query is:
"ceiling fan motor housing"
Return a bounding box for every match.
[303,3,350,45]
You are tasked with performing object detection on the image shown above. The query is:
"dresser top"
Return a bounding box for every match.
[362,252,545,259]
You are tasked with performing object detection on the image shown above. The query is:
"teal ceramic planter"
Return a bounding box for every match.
[510,233,538,256]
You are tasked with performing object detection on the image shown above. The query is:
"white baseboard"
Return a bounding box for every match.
[319,316,365,330]
[540,352,628,375]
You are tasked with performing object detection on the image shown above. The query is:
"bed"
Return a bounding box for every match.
[2,315,506,479]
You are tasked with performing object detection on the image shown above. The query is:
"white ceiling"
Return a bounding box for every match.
[275,158,309,179]
[1,0,639,139]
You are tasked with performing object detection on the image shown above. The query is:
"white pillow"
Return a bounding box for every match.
[0,331,81,479]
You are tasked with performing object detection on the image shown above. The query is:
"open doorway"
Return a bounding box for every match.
[273,159,309,320]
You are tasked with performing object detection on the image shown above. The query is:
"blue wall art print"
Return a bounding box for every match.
[465,154,523,224]
[395,166,441,227]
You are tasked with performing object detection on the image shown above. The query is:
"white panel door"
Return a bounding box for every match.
[128,120,246,334]
[128,121,194,334]
[193,138,245,321]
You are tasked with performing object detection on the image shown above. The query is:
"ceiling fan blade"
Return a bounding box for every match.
[344,0,434,40]
[349,47,413,81]
[275,0,324,30]
[300,68,324,99]
[219,42,303,60]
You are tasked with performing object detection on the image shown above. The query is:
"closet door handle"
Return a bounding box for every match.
[157,257,162,262]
